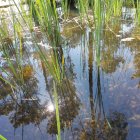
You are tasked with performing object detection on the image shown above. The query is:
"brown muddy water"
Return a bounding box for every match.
[0,3,140,140]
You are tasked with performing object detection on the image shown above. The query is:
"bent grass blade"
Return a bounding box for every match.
[0,135,7,140]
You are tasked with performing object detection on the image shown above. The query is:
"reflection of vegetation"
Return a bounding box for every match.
[79,23,129,139]
[47,79,80,134]
[0,101,14,116]
[0,26,40,127]
[106,111,128,140]
[0,0,139,139]
[36,47,81,135]
[132,53,140,78]
[22,65,33,81]
[76,111,128,140]
[0,79,12,99]
[127,29,140,87]
[0,68,42,127]
[61,21,85,46]
[104,21,120,46]
[129,38,140,81]
[65,54,76,79]
[10,100,44,128]
[101,21,125,74]
[101,55,124,73]
[30,42,81,137]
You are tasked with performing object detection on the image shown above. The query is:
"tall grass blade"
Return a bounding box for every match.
[53,81,61,140]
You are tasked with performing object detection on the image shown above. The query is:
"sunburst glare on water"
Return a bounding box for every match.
[47,103,55,112]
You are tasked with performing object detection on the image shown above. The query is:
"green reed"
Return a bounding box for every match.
[19,2,64,139]
[0,135,7,140]
[0,18,25,86]
[113,0,123,16]
[0,1,139,139]
[136,0,140,25]
[94,0,102,66]
[53,81,61,140]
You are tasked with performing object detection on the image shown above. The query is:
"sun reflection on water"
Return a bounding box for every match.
[47,103,55,112]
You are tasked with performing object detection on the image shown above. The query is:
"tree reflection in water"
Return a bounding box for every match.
[0,64,44,125]
[47,79,80,135]
[124,32,140,88]
[77,65,128,140]
[101,20,125,74]
[39,47,81,135]
[0,12,132,139]
[74,30,129,140]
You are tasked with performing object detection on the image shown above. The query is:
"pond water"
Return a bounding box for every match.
[0,3,140,140]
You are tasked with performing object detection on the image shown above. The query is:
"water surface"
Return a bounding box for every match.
[0,4,140,140]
